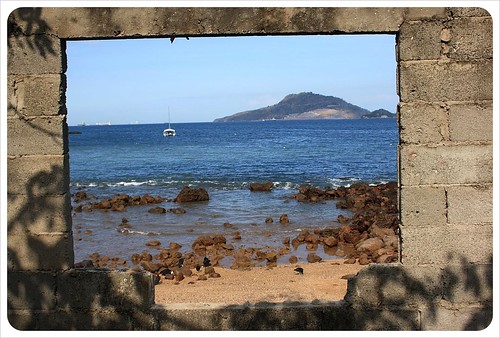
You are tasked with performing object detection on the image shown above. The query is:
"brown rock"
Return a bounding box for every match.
[148,206,166,214]
[289,255,298,264]
[307,253,322,263]
[356,238,384,253]
[265,217,274,223]
[174,186,209,203]
[175,272,184,282]
[306,243,318,251]
[146,240,161,247]
[305,234,319,244]
[170,242,182,250]
[167,207,186,214]
[197,275,208,281]
[209,272,221,278]
[323,237,338,247]
[249,182,274,191]
[282,236,290,245]
[344,257,356,264]
[279,214,290,224]
[140,261,161,273]
[358,254,370,265]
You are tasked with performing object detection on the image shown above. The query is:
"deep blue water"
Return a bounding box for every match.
[69,119,398,265]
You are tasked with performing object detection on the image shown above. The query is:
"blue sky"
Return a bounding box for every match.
[66,34,398,125]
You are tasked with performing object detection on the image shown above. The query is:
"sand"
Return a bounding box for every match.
[154,259,365,305]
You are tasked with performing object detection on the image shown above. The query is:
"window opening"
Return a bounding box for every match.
[67,35,399,304]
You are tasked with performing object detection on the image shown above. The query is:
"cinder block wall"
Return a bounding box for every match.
[6,7,493,330]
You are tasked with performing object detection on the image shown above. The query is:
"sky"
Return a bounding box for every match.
[66,34,398,125]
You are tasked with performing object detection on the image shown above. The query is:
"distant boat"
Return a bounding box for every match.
[77,122,86,126]
[163,107,176,137]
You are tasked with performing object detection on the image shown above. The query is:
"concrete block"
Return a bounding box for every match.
[446,185,493,224]
[421,304,492,330]
[345,264,443,308]
[399,102,448,144]
[7,74,66,117]
[7,193,72,235]
[399,144,493,186]
[7,232,74,271]
[399,21,442,61]
[441,263,493,304]
[36,308,133,330]
[405,7,448,20]
[400,185,447,226]
[8,35,65,75]
[7,271,56,310]
[351,308,421,330]
[8,116,67,156]
[449,103,493,142]
[401,223,492,265]
[12,7,405,39]
[7,155,69,195]
[55,270,155,311]
[450,7,492,18]
[7,310,38,330]
[446,17,492,60]
[399,60,492,102]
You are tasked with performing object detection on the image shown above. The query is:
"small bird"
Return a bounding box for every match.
[203,256,211,267]
[294,267,304,275]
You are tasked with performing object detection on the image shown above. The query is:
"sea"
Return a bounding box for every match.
[69,118,398,266]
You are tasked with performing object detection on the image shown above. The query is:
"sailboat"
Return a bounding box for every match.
[163,107,176,137]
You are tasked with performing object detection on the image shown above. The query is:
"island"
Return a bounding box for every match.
[214,92,395,122]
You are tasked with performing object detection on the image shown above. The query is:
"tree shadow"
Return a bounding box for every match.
[7,7,55,59]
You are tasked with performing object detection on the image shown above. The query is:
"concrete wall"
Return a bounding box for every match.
[6,7,493,330]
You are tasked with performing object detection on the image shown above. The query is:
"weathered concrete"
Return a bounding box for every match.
[6,6,494,331]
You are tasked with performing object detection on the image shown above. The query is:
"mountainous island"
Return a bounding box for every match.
[213,92,395,122]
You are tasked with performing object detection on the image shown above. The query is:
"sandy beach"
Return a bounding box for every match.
[154,259,364,305]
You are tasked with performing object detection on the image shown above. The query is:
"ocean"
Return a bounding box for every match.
[69,119,398,265]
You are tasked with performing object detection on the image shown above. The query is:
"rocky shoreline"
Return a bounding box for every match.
[73,182,399,285]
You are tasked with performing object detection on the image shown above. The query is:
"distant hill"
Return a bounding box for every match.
[213,92,395,122]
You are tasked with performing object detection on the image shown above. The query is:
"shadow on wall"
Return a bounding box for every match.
[7,8,56,59]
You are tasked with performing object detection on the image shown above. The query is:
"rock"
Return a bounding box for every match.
[204,266,215,275]
[209,272,221,278]
[170,242,182,250]
[356,237,384,253]
[282,236,290,245]
[289,255,298,264]
[148,206,166,214]
[305,234,319,244]
[175,272,184,282]
[140,261,161,273]
[344,257,356,264]
[174,186,209,203]
[323,237,338,247]
[358,254,370,265]
[181,266,192,277]
[306,243,318,251]
[265,217,274,223]
[223,222,233,228]
[307,253,322,263]
[221,243,234,250]
[146,240,161,247]
[197,275,208,281]
[167,207,186,214]
[279,214,290,224]
[249,182,274,191]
